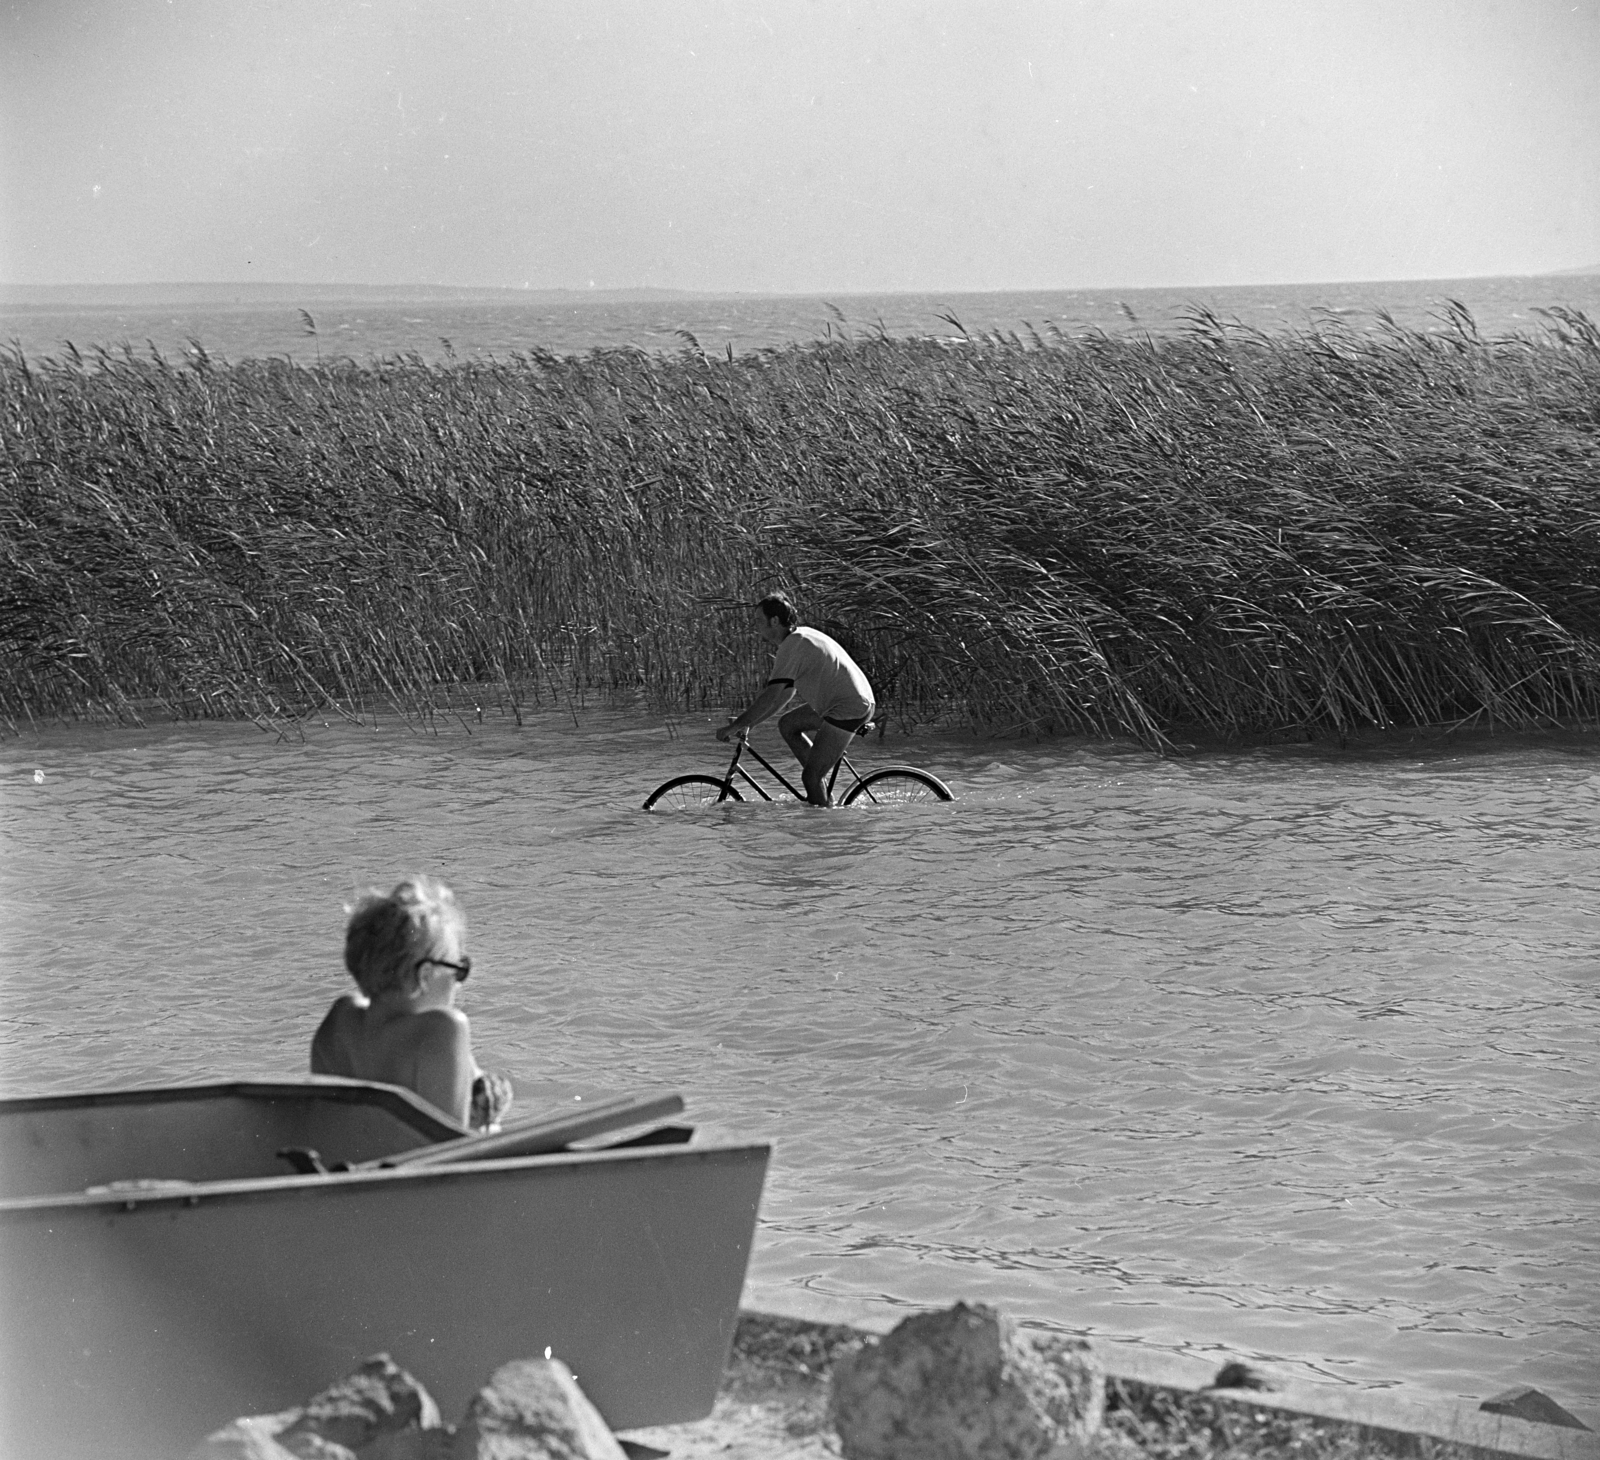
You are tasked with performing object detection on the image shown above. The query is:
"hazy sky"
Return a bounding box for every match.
[2,0,1596,292]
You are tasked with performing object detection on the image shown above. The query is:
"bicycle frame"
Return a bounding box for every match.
[644,728,952,812]
[717,730,861,804]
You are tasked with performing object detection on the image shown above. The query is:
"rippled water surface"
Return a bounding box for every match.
[2,713,1596,1420]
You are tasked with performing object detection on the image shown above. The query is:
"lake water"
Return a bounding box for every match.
[3,273,1597,365]
[2,711,1596,1423]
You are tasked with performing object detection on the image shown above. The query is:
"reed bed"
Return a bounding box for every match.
[3,307,1598,745]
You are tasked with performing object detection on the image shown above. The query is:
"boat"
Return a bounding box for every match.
[0,1077,770,1460]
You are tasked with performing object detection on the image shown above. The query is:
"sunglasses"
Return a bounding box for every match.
[417,955,472,983]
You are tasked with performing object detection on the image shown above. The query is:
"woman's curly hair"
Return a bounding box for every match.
[343,876,465,998]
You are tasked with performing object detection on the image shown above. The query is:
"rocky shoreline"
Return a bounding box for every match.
[619,1311,1597,1460]
[193,1307,1597,1460]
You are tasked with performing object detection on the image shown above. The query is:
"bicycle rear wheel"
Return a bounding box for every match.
[842,767,953,806]
[643,775,745,811]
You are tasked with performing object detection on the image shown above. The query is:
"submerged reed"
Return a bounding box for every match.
[3,308,1598,745]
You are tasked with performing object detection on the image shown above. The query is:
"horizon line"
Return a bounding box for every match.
[2,265,1597,300]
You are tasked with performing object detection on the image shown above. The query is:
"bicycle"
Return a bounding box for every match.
[643,726,953,811]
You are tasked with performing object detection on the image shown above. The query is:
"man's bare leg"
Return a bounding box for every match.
[802,724,853,806]
[779,705,824,765]
[778,706,852,806]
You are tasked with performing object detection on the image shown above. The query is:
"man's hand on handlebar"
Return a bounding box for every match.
[716,719,748,744]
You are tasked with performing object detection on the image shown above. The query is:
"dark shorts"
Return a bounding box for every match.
[823,712,873,735]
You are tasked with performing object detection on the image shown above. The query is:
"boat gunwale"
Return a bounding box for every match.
[0,1137,774,1214]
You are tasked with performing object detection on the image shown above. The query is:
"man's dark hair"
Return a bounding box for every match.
[756,592,800,630]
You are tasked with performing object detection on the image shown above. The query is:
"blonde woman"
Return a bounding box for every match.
[311,876,512,1130]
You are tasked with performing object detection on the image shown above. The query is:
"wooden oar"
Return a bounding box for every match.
[369,1091,686,1170]
[277,1091,687,1176]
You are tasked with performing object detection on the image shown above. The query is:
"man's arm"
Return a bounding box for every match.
[717,680,795,740]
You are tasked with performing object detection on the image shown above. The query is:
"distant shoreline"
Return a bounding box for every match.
[2,268,1595,311]
[0,281,708,308]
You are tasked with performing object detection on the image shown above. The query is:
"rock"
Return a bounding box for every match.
[276,1355,444,1458]
[451,1357,628,1460]
[189,1357,446,1460]
[1029,1332,1109,1423]
[828,1302,1105,1460]
[188,1411,303,1460]
[1208,1360,1277,1392]
[1480,1386,1592,1430]
[281,1438,358,1460]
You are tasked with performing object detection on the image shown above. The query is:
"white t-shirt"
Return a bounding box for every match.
[768,627,874,721]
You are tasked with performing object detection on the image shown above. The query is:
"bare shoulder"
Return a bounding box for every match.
[317,994,365,1025]
[312,994,370,1042]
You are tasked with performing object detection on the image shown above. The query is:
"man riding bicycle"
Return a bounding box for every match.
[717,592,875,807]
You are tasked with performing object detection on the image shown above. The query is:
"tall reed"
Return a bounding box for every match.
[3,308,1597,745]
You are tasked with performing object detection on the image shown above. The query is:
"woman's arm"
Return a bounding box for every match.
[408,1009,475,1126]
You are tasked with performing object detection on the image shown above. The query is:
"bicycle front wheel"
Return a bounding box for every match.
[842,767,953,806]
[643,775,745,811]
